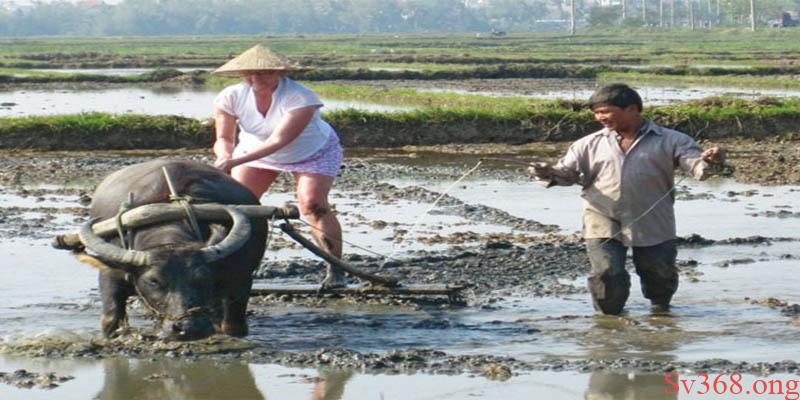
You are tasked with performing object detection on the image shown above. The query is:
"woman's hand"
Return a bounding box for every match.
[214,157,237,174]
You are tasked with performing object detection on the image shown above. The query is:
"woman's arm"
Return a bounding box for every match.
[215,105,318,173]
[213,107,238,161]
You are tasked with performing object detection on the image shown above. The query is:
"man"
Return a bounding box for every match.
[529,84,725,315]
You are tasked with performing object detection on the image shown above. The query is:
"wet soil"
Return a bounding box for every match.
[1,143,799,377]
[325,77,599,97]
[0,369,74,390]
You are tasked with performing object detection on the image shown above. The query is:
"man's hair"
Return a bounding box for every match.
[587,84,643,112]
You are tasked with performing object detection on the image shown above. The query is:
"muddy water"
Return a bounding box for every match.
[423,83,800,105]
[28,68,204,76]
[4,79,800,121]
[1,153,799,399]
[0,88,412,118]
[324,77,800,104]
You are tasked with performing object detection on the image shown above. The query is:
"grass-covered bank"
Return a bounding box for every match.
[6,62,800,86]
[0,114,210,150]
[3,30,800,66]
[0,68,204,84]
[1,98,799,150]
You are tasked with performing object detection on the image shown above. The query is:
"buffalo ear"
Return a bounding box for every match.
[75,253,136,275]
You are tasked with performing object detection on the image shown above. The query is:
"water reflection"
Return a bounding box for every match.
[91,358,356,400]
[580,314,681,362]
[0,88,412,119]
[585,372,675,400]
[311,369,354,400]
[94,358,265,400]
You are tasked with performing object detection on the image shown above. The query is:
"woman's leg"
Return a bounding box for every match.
[293,171,344,286]
[231,165,280,199]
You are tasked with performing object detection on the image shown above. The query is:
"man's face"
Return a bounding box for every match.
[592,103,640,132]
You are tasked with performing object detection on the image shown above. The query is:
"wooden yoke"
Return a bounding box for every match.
[53,203,299,251]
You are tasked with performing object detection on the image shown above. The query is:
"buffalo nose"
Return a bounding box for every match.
[171,320,189,335]
[167,318,214,341]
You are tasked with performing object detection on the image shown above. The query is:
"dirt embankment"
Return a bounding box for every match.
[0,133,799,187]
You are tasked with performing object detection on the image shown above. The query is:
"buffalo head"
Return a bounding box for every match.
[79,207,251,340]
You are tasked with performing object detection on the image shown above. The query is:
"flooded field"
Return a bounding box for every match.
[4,74,800,121]
[386,78,800,104]
[0,151,799,399]
[0,87,411,118]
[26,68,205,76]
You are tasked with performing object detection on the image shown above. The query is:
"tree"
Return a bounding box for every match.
[587,4,620,27]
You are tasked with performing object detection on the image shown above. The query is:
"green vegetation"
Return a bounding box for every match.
[307,84,585,115]
[3,98,799,150]
[0,68,198,84]
[2,30,800,87]
[0,113,211,150]
[3,29,800,67]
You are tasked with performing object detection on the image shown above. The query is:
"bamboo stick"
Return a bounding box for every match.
[250,284,468,297]
[53,203,299,250]
[279,222,400,288]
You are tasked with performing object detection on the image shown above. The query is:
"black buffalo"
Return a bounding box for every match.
[77,159,267,340]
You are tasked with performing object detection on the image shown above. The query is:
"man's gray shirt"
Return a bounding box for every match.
[536,120,713,247]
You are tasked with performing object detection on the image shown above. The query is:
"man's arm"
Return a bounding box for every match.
[675,134,726,181]
[527,145,583,188]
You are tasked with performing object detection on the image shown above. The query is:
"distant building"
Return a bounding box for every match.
[463,0,491,7]
[588,0,623,6]
[769,11,799,28]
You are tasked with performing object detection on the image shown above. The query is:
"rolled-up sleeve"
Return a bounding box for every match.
[674,133,712,180]
[284,87,323,113]
[540,143,583,187]
[213,86,237,116]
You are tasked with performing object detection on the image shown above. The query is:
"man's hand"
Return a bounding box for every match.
[526,162,553,180]
[702,146,726,165]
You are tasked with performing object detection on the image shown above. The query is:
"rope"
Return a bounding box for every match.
[381,160,484,266]
[161,167,204,241]
[265,214,276,250]
[293,217,391,259]
[600,174,688,246]
[115,192,135,249]
[283,159,486,264]
[270,156,684,265]
[126,272,210,322]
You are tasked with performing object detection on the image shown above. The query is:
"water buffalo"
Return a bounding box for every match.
[77,159,267,340]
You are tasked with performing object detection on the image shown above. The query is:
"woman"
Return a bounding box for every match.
[212,44,345,287]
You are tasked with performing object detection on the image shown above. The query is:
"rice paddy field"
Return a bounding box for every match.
[1,30,800,400]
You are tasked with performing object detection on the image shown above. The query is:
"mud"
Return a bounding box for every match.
[0,369,74,390]
[1,145,799,377]
[6,331,800,378]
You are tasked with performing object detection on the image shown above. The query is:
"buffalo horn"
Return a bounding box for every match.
[78,218,152,267]
[199,207,251,263]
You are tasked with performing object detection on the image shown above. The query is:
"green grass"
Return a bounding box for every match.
[0,113,211,150]
[2,29,800,67]
[3,97,799,150]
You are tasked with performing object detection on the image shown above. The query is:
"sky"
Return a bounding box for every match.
[3,0,124,5]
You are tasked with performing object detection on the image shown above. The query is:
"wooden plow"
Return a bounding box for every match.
[53,202,468,302]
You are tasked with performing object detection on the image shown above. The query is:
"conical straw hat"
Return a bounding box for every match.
[214,45,312,76]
